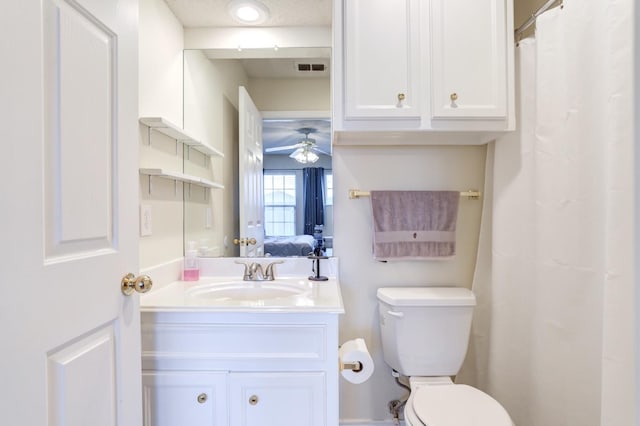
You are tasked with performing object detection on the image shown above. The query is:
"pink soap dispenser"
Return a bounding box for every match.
[183,241,200,281]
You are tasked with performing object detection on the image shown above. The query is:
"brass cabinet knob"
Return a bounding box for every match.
[397,93,406,101]
[249,395,259,405]
[197,393,207,404]
[121,273,153,296]
[450,92,458,101]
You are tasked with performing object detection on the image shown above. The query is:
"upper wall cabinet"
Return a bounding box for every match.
[343,0,421,123]
[333,0,515,144]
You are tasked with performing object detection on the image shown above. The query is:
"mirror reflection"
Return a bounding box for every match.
[183,48,332,258]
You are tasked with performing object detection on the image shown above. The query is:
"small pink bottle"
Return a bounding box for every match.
[183,241,200,281]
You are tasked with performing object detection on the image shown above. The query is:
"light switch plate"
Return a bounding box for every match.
[205,207,212,229]
[140,204,152,236]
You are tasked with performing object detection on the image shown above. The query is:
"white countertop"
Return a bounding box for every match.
[140,256,343,314]
[140,276,344,314]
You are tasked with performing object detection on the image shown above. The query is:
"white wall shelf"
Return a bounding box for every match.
[139,117,224,158]
[140,168,224,190]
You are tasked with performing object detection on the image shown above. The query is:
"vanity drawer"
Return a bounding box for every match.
[142,322,328,370]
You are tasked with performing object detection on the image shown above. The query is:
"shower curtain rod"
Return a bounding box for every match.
[348,189,481,200]
[514,0,562,36]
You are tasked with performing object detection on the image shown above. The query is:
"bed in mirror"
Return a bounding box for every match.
[182,47,332,258]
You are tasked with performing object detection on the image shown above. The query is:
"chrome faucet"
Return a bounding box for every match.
[235,260,284,281]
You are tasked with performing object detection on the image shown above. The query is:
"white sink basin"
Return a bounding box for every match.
[185,280,310,301]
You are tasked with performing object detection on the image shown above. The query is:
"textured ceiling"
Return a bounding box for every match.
[164,0,332,28]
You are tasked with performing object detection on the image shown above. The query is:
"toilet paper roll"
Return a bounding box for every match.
[339,338,374,384]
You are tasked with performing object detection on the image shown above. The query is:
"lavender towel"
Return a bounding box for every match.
[370,190,460,260]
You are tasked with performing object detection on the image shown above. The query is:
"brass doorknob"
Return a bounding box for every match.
[233,237,257,246]
[121,273,153,296]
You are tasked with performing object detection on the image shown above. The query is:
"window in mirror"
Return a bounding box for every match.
[325,173,333,206]
[264,172,297,236]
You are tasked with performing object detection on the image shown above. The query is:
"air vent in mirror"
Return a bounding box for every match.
[296,62,327,72]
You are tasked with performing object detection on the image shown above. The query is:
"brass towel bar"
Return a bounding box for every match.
[348,189,482,200]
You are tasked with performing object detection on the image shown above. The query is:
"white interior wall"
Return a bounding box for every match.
[333,144,487,420]
[138,0,184,268]
[183,53,249,257]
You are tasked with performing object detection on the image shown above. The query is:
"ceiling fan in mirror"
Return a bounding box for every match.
[264,127,330,164]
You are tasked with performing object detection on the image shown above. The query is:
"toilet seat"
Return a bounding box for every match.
[410,384,512,426]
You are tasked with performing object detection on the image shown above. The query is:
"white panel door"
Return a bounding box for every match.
[238,86,264,257]
[343,0,421,119]
[0,0,141,425]
[430,0,508,119]
[230,372,325,426]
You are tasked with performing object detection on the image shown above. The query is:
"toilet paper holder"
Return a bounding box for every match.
[341,361,363,372]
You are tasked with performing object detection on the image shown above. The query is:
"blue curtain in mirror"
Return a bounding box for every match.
[303,167,325,235]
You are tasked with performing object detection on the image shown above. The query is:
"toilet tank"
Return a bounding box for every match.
[377,287,476,377]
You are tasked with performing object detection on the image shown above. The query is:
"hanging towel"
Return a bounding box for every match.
[370,190,460,260]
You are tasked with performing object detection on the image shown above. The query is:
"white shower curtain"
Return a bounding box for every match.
[458,1,635,425]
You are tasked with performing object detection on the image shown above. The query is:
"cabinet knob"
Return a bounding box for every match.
[397,93,406,101]
[249,395,259,405]
[197,393,208,404]
[450,92,458,101]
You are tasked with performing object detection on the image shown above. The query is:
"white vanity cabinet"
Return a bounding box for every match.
[333,0,515,140]
[141,311,339,426]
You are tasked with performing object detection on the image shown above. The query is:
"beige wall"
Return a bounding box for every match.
[138,0,185,269]
[333,143,487,420]
[183,52,249,257]
[248,78,330,112]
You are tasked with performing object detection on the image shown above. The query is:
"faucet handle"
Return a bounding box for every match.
[234,260,253,280]
[264,260,284,280]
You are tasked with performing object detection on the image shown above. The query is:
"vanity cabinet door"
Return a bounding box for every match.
[229,372,325,426]
[342,0,421,121]
[142,371,228,426]
[430,0,508,120]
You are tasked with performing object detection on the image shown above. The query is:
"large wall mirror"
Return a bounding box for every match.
[182,47,332,258]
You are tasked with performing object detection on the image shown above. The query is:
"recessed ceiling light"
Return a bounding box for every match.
[227,0,270,25]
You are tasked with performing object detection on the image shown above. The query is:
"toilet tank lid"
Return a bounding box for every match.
[377,287,476,307]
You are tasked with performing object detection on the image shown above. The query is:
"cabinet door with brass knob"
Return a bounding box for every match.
[142,372,228,426]
[430,0,509,119]
[342,0,421,121]
[230,372,325,426]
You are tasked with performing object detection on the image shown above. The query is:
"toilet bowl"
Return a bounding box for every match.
[376,287,513,426]
[404,377,513,426]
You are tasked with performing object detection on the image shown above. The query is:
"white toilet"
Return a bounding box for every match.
[377,287,513,426]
